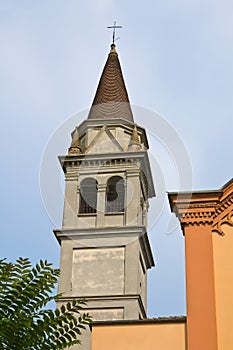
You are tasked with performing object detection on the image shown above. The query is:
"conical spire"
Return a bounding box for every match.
[128,125,142,151]
[131,125,140,143]
[88,44,134,122]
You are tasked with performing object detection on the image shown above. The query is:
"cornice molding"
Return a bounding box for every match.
[212,212,233,236]
[53,225,154,269]
[212,185,233,236]
[168,179,233,236]
[213,192,233,218]
[177,209,214,227]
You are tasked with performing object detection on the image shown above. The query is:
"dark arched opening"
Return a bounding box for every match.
[106,176,125,213]
[79,178,98,214]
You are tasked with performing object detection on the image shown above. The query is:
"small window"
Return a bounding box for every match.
[79,178,97,214]
[106,176,125,213]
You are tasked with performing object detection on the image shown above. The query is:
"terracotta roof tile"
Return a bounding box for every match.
[88,44,134,122]
[92,316,186,326]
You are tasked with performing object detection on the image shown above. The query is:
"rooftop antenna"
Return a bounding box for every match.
[107,21,122,44]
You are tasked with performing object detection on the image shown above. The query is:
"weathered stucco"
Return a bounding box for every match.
[72,247,125,296]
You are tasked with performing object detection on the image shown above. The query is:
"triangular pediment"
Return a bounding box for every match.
[85,126,124,154]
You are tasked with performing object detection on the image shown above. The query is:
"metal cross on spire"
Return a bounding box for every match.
[107,21,122,44]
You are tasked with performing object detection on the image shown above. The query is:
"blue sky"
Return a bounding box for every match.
[1,1,232,317]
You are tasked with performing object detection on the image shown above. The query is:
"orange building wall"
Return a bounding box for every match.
[184,225,218,350]
[213,220,233,349]
[92,322,186,350]
[169,180,233,350]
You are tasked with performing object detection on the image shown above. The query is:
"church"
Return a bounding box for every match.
[53,40,233,350]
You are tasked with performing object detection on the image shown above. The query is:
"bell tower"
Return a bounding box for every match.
[54,44,155,324]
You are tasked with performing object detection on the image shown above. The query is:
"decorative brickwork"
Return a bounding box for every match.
[168,179,233,236]
[88,44,134,122]
[212,183,233,235]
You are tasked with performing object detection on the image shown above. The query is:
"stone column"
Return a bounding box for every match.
[96,183,106,227]
[62,168,78,228]
[125,169,141,226]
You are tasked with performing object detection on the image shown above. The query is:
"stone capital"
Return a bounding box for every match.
[97,183,106,192]
[126,169,140,178]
